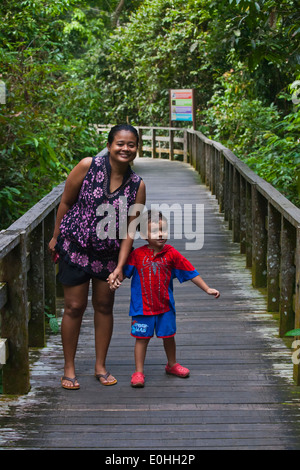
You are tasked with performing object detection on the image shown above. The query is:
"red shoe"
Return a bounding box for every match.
[131,372,145,387]
[165,363,190,378]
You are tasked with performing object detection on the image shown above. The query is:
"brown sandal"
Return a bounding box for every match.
[61,376,80,390]
[95,371,117,386]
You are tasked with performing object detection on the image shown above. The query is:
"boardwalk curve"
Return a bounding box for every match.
[1,157,300,450]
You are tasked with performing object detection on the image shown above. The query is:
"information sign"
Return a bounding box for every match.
[169,89,195,127]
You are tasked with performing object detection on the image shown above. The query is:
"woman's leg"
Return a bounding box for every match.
[92,278,117,384]
[61,281,90,388]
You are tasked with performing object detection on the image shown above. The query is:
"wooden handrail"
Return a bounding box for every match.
[185,127,300,384]
[1,125,300,394]
[0,183,64,394]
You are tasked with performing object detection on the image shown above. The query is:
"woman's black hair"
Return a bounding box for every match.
[107,124,139,146]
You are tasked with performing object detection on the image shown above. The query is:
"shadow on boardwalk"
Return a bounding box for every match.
[1,158,300,450]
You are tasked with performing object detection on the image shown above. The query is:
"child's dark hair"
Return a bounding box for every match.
[108,124,139,146]
[142,210,167,225]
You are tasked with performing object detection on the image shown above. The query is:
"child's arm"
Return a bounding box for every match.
[108,261,135,291]
[191,275,220,298]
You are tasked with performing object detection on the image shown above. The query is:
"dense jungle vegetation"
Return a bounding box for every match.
[0,0,299,229]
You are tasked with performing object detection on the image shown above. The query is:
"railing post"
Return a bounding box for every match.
[224,160,230,223]
[218,152,225,213]
[199,138,205,182]
[138,128,143,158]
[28,223,45,347]
[214,146,223,205]
[169,129,174,161]
[183,130,188,163]
[44,211,57,319]
[279,218,296,336]
[252,187,267,287]
[245,182,252,268]
[267,203,281,312]
[240,176,246,253]
[227,163,233,230]
[211,146,216,195]
[186,131,191,165]
[190,133,196,169]
[232,167,240,243]
[294,227,300,385]
[151,128,156,158]
[194,133,198,170]
[205,143,211,188]
[0,231,30,394]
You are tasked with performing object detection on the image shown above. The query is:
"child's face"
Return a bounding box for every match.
[147,220,168,251]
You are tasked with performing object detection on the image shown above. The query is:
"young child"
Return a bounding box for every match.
[110,210,220,387]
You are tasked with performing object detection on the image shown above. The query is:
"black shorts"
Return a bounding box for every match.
[58,258,107,286]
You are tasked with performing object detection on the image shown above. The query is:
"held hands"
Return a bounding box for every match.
[107,277,122,291]
[107,266,124,291]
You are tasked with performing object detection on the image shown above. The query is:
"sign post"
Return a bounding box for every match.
[169,89,196,129]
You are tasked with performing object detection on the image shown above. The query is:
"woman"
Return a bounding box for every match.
[48,124,146,389]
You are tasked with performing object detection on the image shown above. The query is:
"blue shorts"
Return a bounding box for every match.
[131,311,176,339]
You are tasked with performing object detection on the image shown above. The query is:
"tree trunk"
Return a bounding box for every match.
[111,0,125,28]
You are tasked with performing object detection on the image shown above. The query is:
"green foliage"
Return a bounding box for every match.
[44,306,61,334]
[203,66,300,205]
[246,102,300,205]
[203,65,280,153]
[97,0,299,123]
[0,0,299,227]
[0,0,109,229]
[97,0,218,125]
[95,0,299,204]
[285,329,300,337]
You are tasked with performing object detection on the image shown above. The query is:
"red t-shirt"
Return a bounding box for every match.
[123,244,199,316]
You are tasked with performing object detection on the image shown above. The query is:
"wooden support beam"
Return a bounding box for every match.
[252,186,268,288]
[28,222,46,348]
[0,232,30,394]
[293,227,300,385]
[232,167,240,243]
[279,217,296,336]
[267,203,281,312]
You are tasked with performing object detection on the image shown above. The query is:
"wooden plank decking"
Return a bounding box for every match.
[1,157,300,451]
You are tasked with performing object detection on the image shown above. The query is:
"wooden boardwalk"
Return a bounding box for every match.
[1,157,300,450]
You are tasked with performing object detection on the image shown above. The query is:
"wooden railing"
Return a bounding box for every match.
[137,126,188,161]
[1,125,300,394]
[0,183,64,394]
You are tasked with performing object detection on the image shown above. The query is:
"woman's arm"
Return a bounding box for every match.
[108,180,146,284]
[48,157,92,257]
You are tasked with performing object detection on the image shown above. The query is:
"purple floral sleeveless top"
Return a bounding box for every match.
[55,153,142,278]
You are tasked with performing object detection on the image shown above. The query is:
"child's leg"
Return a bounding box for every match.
[163,336,176,368]
[163,336,190,378]
[134,338,150,373]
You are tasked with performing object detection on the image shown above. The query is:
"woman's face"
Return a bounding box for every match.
[107,130,138,165]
